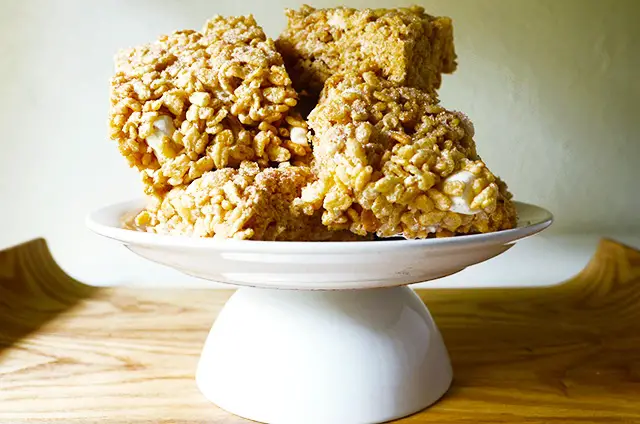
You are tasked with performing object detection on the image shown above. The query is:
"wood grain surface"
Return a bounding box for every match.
[1,238,639,423]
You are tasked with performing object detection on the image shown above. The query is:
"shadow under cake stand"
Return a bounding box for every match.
[87,200,552,424]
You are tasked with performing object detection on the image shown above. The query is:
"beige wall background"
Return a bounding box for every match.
[0,0,638,285]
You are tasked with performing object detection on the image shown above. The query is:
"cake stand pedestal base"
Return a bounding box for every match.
[89,200,552,423]
[196,286,453,424]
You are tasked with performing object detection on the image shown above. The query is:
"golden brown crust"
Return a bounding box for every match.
[296,72,516,238]
[276,5,456,97]
[109,16,310,195]
[134,161,365,241]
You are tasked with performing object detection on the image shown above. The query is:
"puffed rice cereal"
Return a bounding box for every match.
[134,161,365,241]
[276,5,456,97]
[109,15,310,195]
[295,72,517,238]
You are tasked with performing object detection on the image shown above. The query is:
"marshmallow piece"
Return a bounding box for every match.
[444,170,481,215]
[289,127,309,146]
[146,115,175,158]
[328,14,347,29]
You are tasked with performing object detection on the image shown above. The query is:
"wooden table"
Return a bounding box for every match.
[1,238,639,423]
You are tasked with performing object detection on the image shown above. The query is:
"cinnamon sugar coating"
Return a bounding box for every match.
[110,9,518,241]
[109,15,310,195]
[134,161,365,241]
[296,72,516,238]
[276,5,456,97]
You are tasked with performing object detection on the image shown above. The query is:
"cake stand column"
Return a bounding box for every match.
[196,285,452,424]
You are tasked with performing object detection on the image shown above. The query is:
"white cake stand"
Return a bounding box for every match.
[87,201,552,424]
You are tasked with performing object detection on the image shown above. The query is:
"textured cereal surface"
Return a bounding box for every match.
[109,15,311,195]
[111,9,518,241]
[134,161,364,241]
[296,72,516,238]
[276,5,456,97]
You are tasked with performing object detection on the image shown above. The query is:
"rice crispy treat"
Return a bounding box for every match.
[276,5,456,97]
[296,72,517,239]
[134,161,363,241]
[109,15,311,195]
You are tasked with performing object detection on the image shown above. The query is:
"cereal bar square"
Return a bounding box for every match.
[276,5,457,97]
